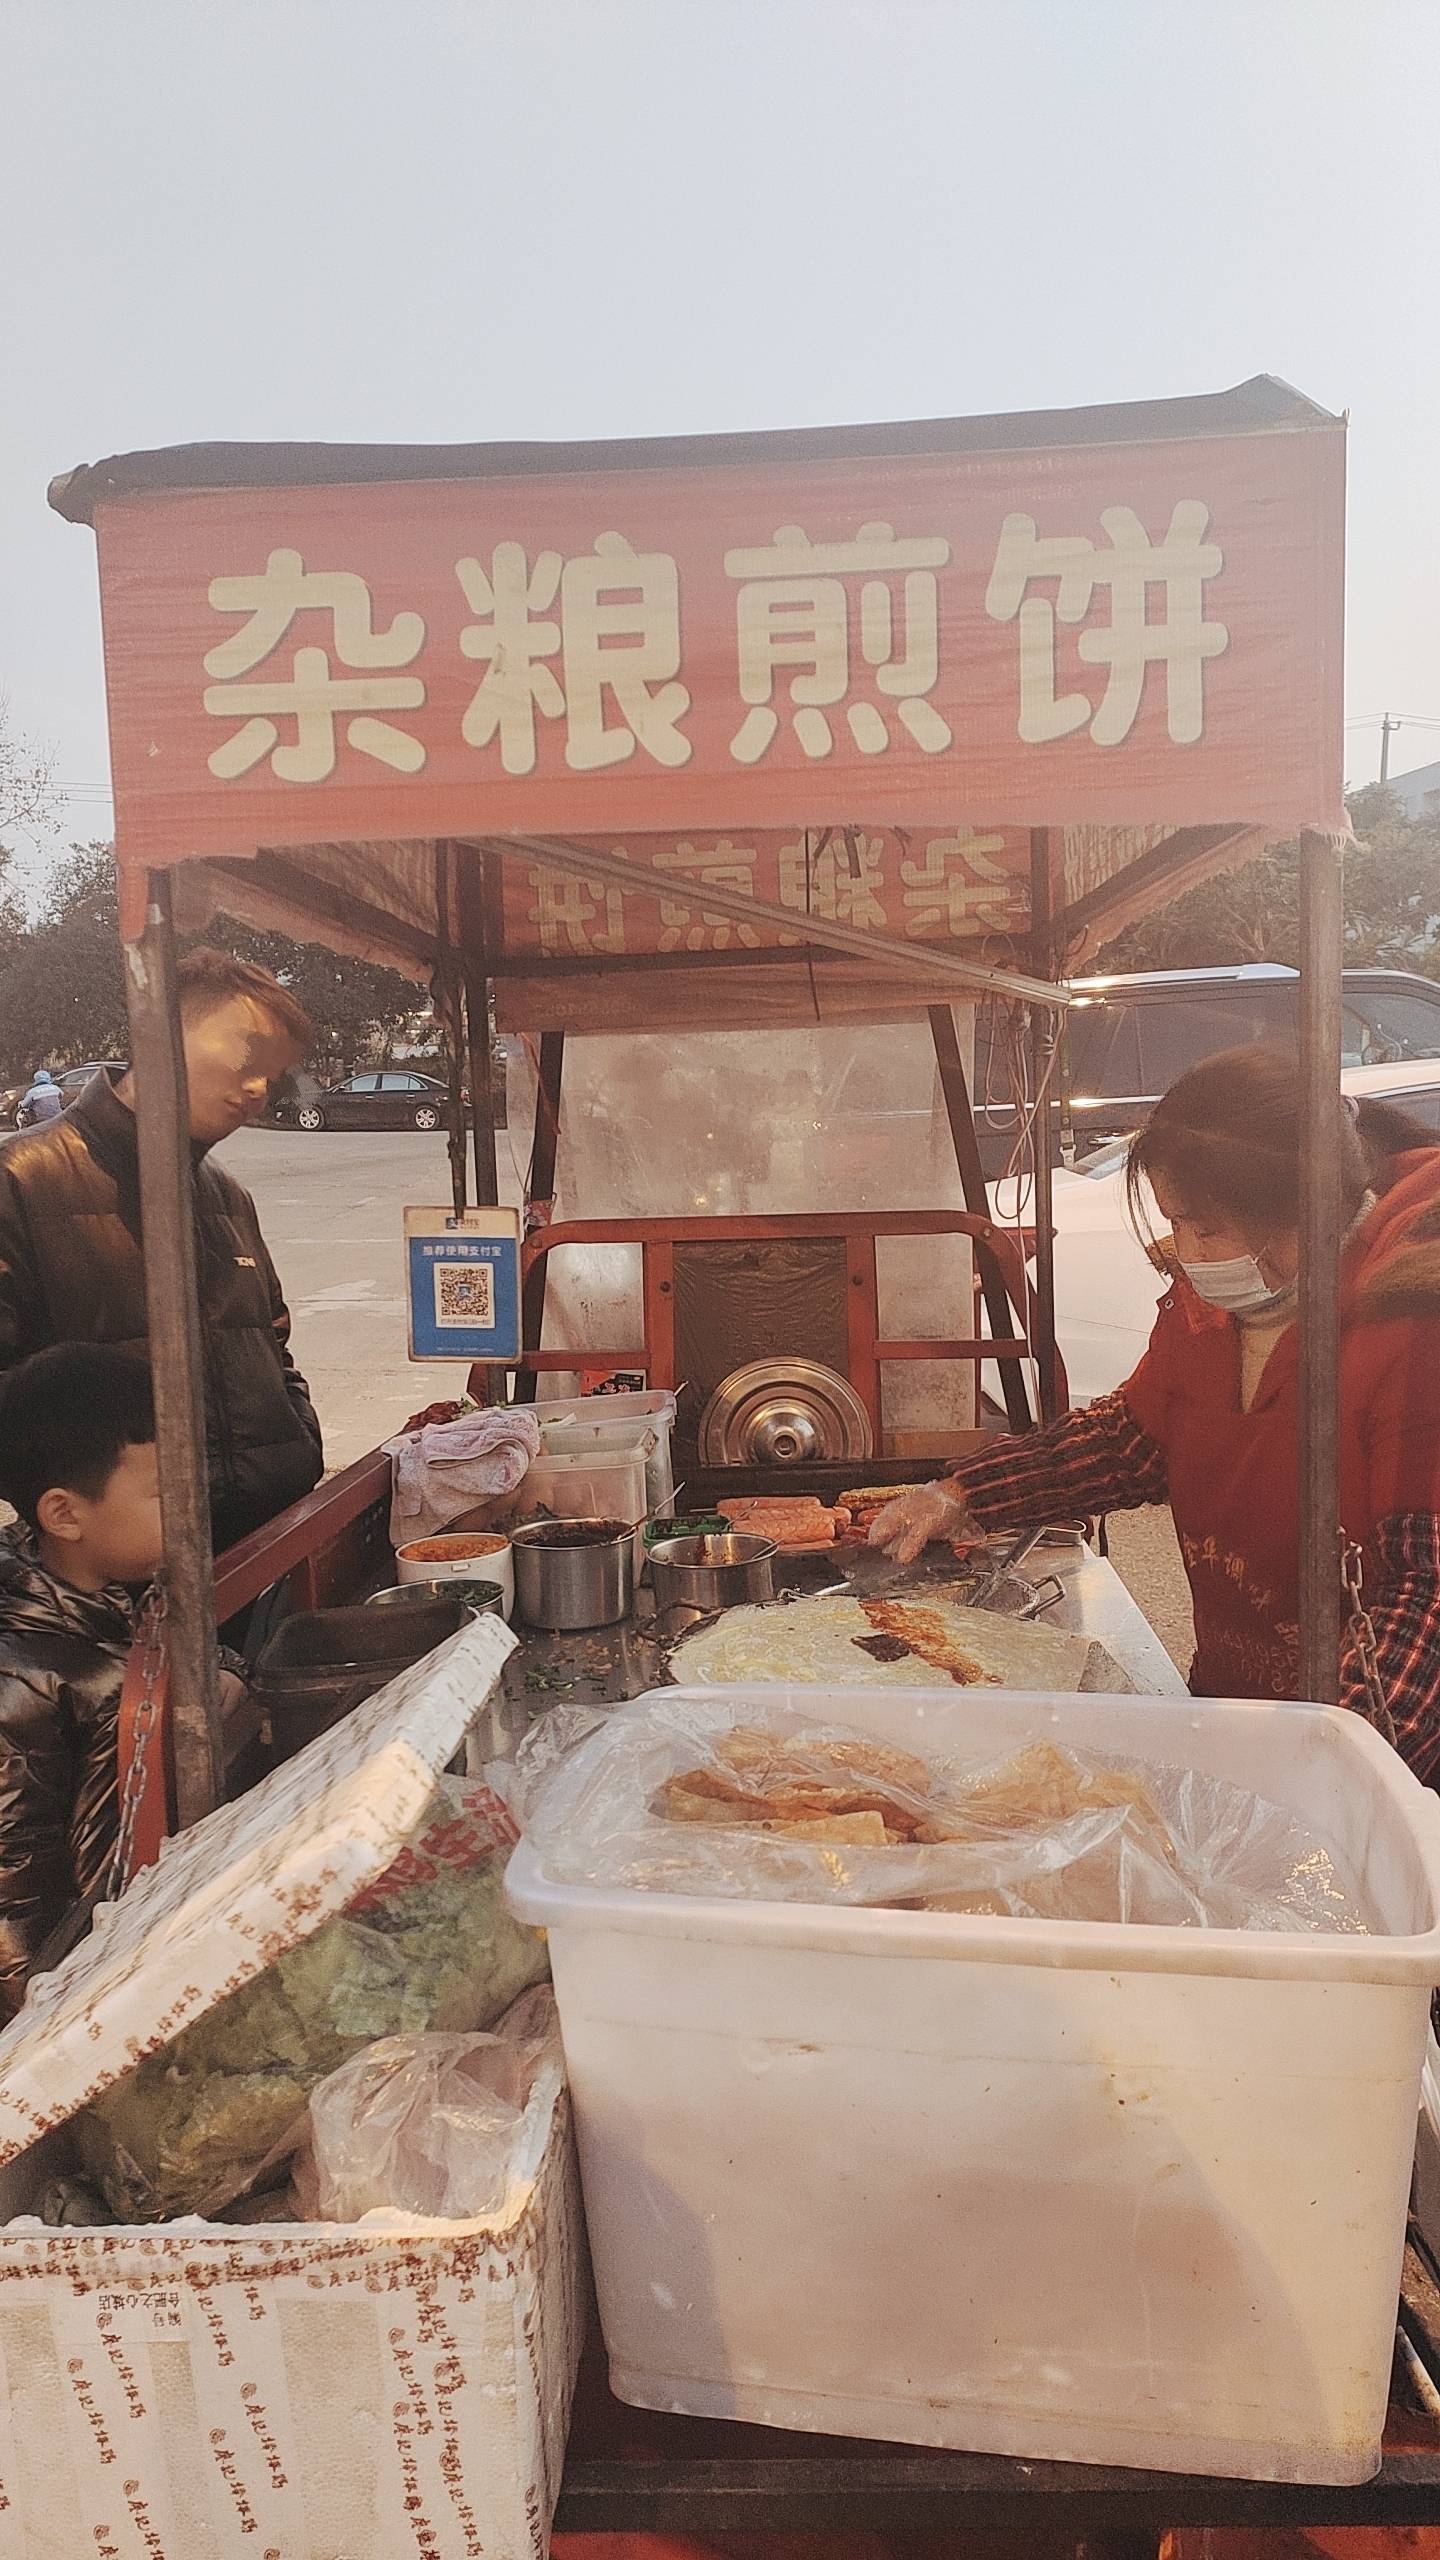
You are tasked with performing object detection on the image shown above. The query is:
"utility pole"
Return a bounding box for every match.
[1380,713,1399,783]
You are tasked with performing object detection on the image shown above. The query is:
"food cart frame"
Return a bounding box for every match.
[47,378,1414,2555]
[50,369,1353,1821]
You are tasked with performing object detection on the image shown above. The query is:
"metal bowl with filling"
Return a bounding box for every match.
[648,1532,777,1617]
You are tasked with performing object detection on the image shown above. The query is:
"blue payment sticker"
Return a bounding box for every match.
[404,1207,522,1362]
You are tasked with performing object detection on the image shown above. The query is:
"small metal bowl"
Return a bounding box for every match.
[648,1531,777,1615]
[366,1579,506,1618]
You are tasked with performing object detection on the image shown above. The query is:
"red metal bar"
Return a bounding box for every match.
[876,1339,1030,1360]
[511,1210,1060,1395]
[506,1349,650,1372]
[844,1236,882,1436]
[523,1210,1005,1254]
[641,1240,676,1389]
[212,1449,392,1622]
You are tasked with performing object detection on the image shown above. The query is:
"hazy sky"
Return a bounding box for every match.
[2,0,1438,861]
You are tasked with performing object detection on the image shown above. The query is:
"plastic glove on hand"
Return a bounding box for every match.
[866,1479,970,1567]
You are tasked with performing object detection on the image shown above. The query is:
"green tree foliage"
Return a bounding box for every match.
[1097,787,1440,978]
[0,842,432,1083]
[0,842,126,1080]
[199,918,429,1072]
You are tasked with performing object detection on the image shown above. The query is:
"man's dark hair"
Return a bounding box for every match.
[0,1346,156,1527]
[177,946,313,1051]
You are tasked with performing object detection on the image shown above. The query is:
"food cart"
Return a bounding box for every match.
[48,372,1435,2553]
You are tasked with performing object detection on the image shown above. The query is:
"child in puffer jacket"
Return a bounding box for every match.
[0,1346,169,2014]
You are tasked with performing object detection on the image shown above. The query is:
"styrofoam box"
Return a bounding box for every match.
[508,1682,1440,2487]
[0,2058,584,2560]
[0,1618,586,2560]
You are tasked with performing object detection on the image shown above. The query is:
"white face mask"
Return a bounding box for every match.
[1179,1250,1289,1317]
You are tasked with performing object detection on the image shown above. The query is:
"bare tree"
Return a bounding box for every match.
[0,694,60,845]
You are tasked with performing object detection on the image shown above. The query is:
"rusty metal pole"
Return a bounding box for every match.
[1298,829,1346,1702]
[515,1031,566,1404]
[457,851,501,1212]
[434,843,468,1220]
[121,869,222,1826]
[927,1003,1034,1433]
[1028,830,1062,1425]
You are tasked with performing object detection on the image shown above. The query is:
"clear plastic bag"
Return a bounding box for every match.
[292,1988,558,2223]
[76,1783,551,2222]
[504,1695,1373,1934]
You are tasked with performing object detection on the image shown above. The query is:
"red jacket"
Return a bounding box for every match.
[957,1151,1440,1774]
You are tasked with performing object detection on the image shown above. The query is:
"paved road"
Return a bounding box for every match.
[218,1125,526,1471]
[222,1125,1196,1669]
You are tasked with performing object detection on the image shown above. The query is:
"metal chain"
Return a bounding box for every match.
[1340,1535,1400,1752]
[108,1584,167,1897]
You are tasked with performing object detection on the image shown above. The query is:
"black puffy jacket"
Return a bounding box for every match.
[0,1534,132,2016]
[0,1071,323,1550]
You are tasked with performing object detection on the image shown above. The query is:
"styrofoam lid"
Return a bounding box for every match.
[0,1613,515,2170]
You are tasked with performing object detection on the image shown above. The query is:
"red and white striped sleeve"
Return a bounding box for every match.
[1345,1514,1440,1786]
[948,1391,1170,1534]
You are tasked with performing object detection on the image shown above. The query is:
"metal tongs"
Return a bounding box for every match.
[964,1524,1048,1610]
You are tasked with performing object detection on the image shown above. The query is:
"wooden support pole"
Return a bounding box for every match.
[928,1003,1034,1434]
[121,870,221,1828]
[1298,830,1346,1702]
[1028,829,1062,1426]
[457,850,501,1211]
[515,1030,565,1402]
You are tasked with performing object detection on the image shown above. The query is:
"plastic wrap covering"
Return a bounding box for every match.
[508,1020,977,1432]
[507,1694,1373,1932]
[292,1986,559,2223]
[75,1781,550,2222]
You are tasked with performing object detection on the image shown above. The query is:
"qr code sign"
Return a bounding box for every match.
[433,1258,495,1331]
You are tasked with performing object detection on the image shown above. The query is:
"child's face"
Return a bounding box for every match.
[40,1443,164,1587]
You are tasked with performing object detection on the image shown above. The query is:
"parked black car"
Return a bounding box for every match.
[972,966,1440,1174]
[288,1070,445,1131]
[284,1070,454,1132]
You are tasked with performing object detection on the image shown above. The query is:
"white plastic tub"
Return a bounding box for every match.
[508,1683,1440,2487]
[530,1390,676,1511]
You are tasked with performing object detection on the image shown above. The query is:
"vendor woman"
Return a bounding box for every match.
[871,1047,1440,1782]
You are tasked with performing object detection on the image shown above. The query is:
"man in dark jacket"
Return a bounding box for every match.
[0,948,323,1551]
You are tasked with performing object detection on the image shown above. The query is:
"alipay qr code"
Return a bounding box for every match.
[433,1258,495,1330]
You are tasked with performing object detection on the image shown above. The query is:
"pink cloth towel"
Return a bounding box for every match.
[384,1406,541,1545]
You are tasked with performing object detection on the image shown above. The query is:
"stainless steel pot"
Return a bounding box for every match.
[511,1519,635,1630]
[648,1531,777,1615]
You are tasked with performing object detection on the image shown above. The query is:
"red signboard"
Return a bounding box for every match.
[497,827,1032,960]
[92,428,1344,869]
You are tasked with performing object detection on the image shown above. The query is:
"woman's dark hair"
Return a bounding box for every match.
[1353,1095,1439,1181]
[1125,1046,1370,1243]
[0,1345,155,1528]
